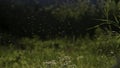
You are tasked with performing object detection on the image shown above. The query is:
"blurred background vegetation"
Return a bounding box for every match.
[0,0,119,39]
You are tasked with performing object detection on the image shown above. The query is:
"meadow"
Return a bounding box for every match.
[0,33,120,68]
[0,0,120,68]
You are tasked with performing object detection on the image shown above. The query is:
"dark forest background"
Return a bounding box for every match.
[0,0,120,40]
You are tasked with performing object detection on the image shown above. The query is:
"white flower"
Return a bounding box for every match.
[43,60,57,65]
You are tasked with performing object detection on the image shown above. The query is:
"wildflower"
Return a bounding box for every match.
[43,60,57,68]
[59,56,72,66]
[110,51,114,54]
[43,60,57,65]
[68,64,77,68]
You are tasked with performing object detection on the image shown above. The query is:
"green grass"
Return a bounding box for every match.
[0,1,120,68]
[0,33,120,68]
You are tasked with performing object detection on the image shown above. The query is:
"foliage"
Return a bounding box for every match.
[90,0,120,33]
[1,0,120,68]
[0,0,110,38]
[0,33,119,68]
